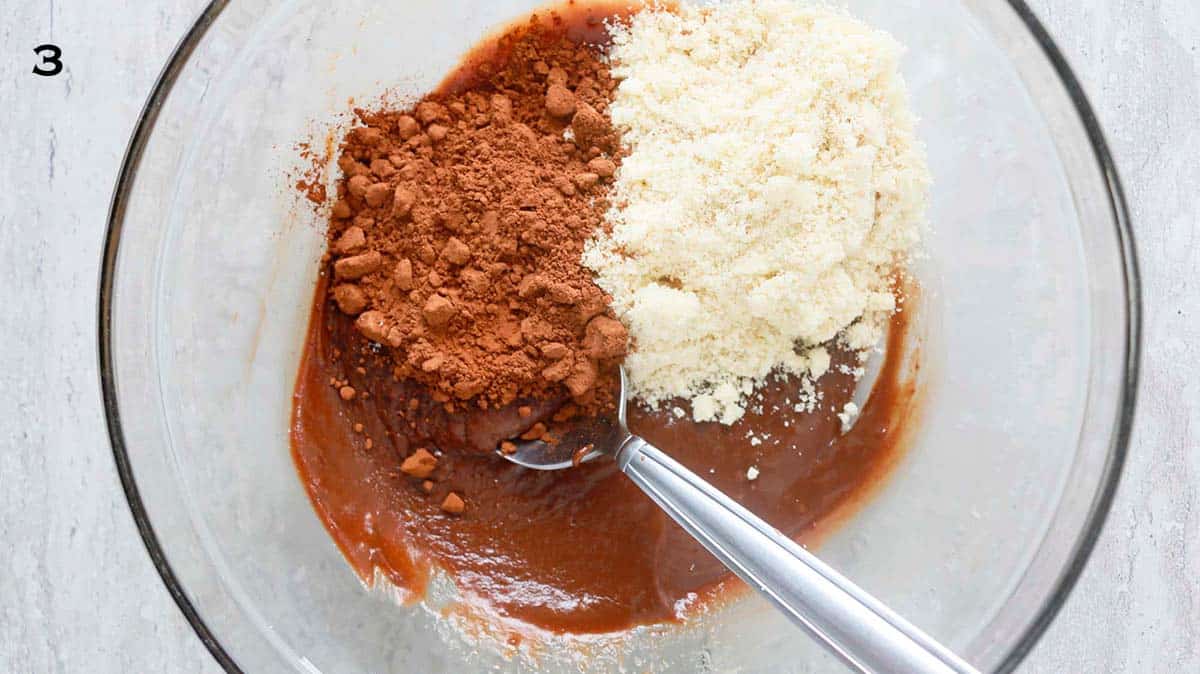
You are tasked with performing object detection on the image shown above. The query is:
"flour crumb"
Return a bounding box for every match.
[837,401,860,432]
[746,466,760,481]
[673,592,700,618]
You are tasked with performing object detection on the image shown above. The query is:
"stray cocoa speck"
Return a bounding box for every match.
[370,158,396,178]
[547,67,568,87]
[461,268,488,294]
[552,404,579,422]
[541,357,572,382]
[441,237,472,266]
[333,284,368,315]
[491,94,513,124]
[422,294,456,328]
[583,315,629,359]
[418,243,437,265]
[396,115,421,139]
[570,102,608,148]
[520,422,547,441]
[394,258,414,290]
[541,342,570,360]
[333,226,366,254]
[453,378,485,400]
[564,358,598,398]
[354,310,390,343]
[547,283,580,304]
[353,127,383,145]
[587,157,616,178]
[545,84,577,118]
[441,492,466,514]
[347,174,370,198]
[572,173,600,191]
[416,101,449,124]
[393,186,416,218]
[334,250,383,280]
[421,355,445,373]
[365,182,393,207]
[552,175,576,196]
[517,273,548,298]
[400,448,438,478]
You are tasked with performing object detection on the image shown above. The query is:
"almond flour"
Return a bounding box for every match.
[584,0,929,423]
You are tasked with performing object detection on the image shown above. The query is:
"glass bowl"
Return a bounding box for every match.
[100,0,1139,671]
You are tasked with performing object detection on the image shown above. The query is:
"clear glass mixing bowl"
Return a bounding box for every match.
[100,0,1139,671]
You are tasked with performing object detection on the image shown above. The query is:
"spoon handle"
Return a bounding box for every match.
[616,435,978,674]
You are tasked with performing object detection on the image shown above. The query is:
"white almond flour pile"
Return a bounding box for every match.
[583,0,929,424]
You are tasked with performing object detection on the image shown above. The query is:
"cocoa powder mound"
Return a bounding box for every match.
[322,17,627,416]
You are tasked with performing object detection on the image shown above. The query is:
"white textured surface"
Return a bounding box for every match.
[0,1,1192,672]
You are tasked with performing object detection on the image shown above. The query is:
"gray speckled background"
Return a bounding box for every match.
[0,1,1193,671]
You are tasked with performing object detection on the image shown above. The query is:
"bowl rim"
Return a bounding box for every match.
[97,1,1141,671]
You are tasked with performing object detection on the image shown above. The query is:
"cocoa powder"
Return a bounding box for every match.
[321,17,627,417]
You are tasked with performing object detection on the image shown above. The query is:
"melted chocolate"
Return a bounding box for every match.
[291,275,916,634]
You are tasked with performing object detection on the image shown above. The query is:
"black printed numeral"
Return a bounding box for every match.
[33,44,63,77]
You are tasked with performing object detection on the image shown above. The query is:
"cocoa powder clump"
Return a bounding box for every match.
[322,18,626,415]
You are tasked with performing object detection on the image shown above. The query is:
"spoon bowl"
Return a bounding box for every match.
[498,368,631,470]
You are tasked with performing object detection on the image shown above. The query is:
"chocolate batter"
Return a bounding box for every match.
[291,275,916,634]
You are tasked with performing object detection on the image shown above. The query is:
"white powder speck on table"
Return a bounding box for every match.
[586,0,929,424]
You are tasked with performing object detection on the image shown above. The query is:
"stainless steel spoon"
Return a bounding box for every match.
[500,368,978,674]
